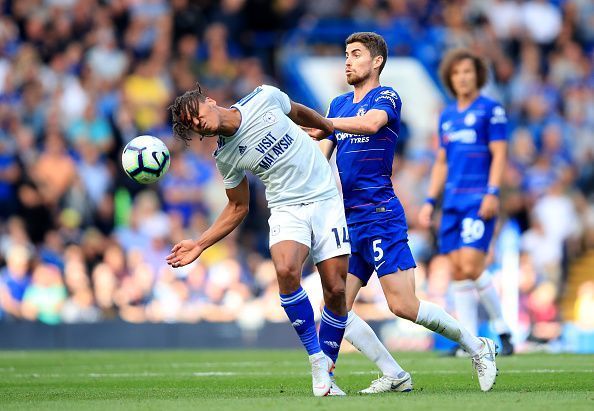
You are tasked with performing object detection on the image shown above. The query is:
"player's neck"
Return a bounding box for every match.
[456,91,480,111]
[218,107,242,137]
[353,78,380,103]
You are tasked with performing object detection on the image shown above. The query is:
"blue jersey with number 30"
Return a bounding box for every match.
[327,85,404,225]
[439,95,507,210]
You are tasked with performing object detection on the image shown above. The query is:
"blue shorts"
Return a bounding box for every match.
[348,217,417,286]
[439,207,496,254]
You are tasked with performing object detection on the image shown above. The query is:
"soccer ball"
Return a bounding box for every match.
[122,135,171,184]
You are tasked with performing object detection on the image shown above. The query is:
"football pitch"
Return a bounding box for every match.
[0,350,592,410]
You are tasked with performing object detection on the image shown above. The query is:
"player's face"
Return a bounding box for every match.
[345,42,374,85]
[186,97,220,137]
[450,58,478,98]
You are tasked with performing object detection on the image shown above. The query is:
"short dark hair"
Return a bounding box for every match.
[169,83,206,142]
[345,32,388,74]
[438,48,488,96]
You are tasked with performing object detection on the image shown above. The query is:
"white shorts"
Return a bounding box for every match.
[268,195,351,264]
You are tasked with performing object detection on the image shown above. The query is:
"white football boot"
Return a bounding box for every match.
[309,351,331,397]
[329,375,346,396]
[471,337,498,392]
[359,372,413,394]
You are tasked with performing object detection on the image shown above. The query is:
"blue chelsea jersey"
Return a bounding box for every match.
[439,95,508,210]
[327,85,405,225]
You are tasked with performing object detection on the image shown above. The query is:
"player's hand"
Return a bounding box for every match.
[478,194,499,220]
[418,203,434,229]
[303,127,328,141]
[166,239,203,268]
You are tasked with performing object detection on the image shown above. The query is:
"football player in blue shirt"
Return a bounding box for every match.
[308,32,498,393]
[418,49,513,356]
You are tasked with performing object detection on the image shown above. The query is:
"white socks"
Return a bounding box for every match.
[453,280,479,335]
[415,300,483,356]
[344,311,405,378]
[475,272,511,335]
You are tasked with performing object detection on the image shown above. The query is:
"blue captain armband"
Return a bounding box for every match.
[487,186,500,196]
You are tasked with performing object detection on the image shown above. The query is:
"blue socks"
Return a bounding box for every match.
[280,287,321,355]
[319,306,347,365]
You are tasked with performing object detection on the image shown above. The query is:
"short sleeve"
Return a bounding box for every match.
[262,85,291,115]
[370,88,400,122]
[488,104,507,142]
[216,159,245,189]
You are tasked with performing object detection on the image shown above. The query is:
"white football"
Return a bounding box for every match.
[122,135,171,184]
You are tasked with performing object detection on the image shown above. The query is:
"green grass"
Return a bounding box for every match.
[0,350,592,410]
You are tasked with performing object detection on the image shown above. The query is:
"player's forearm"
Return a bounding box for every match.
[487,143,507,189]
[196,202,248,251]
[318,139,335,160]
[330,116,381,135]
[426,161,447,199]
[289,102,334,135]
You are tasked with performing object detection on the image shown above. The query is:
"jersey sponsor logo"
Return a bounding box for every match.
[257,133,295,170]
[335,131,365,141]
[464,112,477,126]
[238,145,247,155]
[490,106,507,124]
[262,111,277,124]
[443,129,477,144]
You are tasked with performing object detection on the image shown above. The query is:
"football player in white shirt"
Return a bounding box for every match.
[166,84,349,396]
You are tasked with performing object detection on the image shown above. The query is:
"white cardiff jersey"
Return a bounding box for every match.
[214,85,338,208]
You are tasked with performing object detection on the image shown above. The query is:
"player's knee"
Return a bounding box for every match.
[323,281,345,300]
[388,300,416,321]
[275,264,301,287]
[459,261,480,280]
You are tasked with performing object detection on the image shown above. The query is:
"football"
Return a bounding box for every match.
[121,135,171,184]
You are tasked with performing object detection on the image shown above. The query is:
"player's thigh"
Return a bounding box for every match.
[270,240,311,293]
[379,268,420,320]
[309,196,351,264]
[268,204,312,251]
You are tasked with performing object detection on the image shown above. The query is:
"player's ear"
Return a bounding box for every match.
[373,55,383,71]
[205,97,217,105]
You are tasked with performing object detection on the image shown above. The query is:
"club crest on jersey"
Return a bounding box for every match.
[464,112,476,126]
[357,107,367,116]
[262,111,277,124]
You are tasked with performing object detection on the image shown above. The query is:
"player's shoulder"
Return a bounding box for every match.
[476,95,504,110]
[370,86,401,109]
[331,91,354,106]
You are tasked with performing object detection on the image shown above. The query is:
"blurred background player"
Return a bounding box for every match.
[418,49,514,356]
[166,84,350,396]
[310,32,498,393]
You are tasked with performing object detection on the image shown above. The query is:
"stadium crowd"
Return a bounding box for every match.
[0,0,592,350]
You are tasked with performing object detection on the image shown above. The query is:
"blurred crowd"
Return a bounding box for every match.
[0,0,592,349]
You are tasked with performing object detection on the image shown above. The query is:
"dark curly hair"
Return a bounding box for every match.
[438,48,488,97]
[169,83,207,142]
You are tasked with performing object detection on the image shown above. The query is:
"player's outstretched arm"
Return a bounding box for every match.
[166,177,250,267]
[418,148,447,228]
[288,101,334,136]
[330,109,388,135]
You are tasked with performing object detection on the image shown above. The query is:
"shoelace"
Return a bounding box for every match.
[472,357,487,377]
